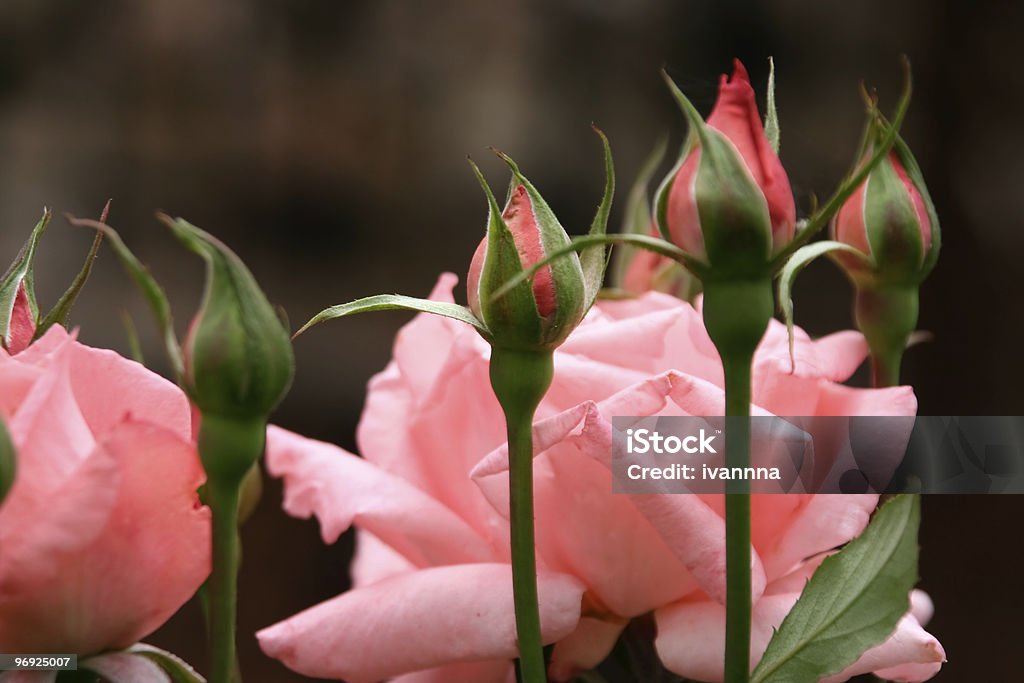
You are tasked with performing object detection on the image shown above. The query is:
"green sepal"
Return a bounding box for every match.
[864,152,923,270]
[612,135,667,288]
[891,132,941,278]
[777,240,869,371]
[776,58,913,267]
[490,151,587,343]
[0,209,51,348]
[660,70,773,276]
[165,215,294,420]
[578,126,615,309]
[34,201,112,341]
[490,233,709,304]
[297,294,489,340]
[469,159,546,349]
[0,414,16,507]
[68,215,183,379]
[120,310,145,364]
[764,57,780,153]
[752,495,921,683]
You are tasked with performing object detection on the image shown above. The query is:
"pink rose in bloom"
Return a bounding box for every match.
[259,274,943,683]
[0,325,210,656]
[664,60,796,260]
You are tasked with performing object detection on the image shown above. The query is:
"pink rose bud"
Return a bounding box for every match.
[467,159,588,351]
[0,210,49,354]
[832,140,940,287]
[656,60,796,275]
[831,131,940,386]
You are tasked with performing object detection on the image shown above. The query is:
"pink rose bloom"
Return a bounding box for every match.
[0,326,210,659]
[258,274,943,683]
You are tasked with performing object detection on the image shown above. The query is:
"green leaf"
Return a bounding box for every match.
[68,215,183,380]
[751,495,921,683]
[0,414,16,506]
[764,57,780,153]
[126,643,207,683]
[34,200,111,340]
[777,240,868,372]
[579,125,616,309]
[296,294,489,339]
[0,209,51,347]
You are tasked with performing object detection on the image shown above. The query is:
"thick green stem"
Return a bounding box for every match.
[489,347,555,683]
[205,480,241,683]
[854,285,917,389]
[722,354,753,683]
[702,278,773,683]
[197,414,267,683]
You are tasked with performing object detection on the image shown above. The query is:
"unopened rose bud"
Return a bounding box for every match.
[166,217,294,480]
[467,159,587,351]
[657,60,796,277]
[0,210,49,353]
[832,141,939,288]
[831,133,940,386]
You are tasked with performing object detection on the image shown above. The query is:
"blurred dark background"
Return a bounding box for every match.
[2,1,1021,681]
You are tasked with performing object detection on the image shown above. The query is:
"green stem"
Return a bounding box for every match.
[722,354,753,683]
[489,347,555,683]
[854,285,917,389]
[205,480,241,683]
[701,278,773,683]
[197,415,266,683]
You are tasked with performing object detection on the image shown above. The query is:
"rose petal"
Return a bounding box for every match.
[0,421,210,654]
[267,425,492,567]
[81,652,172,683]
[392,659,514,683]
[823,614,945,682]
[258,564,583,683]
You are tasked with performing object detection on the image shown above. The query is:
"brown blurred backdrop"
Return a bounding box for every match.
[1,1,1022,681]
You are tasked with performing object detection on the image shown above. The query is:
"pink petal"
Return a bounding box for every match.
[393,660,514,683]
[267,425,493,567]
[824,614,945,682]
[80,652,171,683]
[548,616,626,682]
[759,494,878,580]
[258,564,583,683]
[595,373,767,605]
[67,338,191,443]
[472,402,698,615]
[4,282,36,355]
[654,561,822,681]
[350,529,416,588]
[0,421,210,654]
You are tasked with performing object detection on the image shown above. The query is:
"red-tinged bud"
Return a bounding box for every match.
[467,162,587,351]
[831,132,940,386]
[657,60,796,276]
[832,142,939,288]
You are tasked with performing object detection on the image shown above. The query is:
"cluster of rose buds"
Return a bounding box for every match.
[0,55,945,683]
